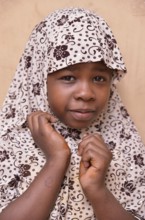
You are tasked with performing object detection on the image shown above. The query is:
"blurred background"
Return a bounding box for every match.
[0,0,145,143]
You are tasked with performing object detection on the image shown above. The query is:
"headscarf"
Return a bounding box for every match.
[0,7,145,220]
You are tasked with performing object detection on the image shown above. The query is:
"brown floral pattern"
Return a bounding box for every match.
[32,83,41,96]
[121,181,136,196]
[0,7,145,220]
[0,150,9,162]
[134,154,145,167]
[57,15,69,26]
[53,45,70,60]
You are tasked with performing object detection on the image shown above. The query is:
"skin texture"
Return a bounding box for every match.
[47,62,112,129]
[0,62,136,220]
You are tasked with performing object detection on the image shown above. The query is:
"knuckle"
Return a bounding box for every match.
[26,113,32,121]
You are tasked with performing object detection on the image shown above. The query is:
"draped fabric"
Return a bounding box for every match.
[0,7,145,219]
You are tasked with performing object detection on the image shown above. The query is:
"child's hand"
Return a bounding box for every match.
[78,133,112,193]
[27,111,70,161]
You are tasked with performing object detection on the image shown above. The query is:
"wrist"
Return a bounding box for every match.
[83,183,108,203]
[45,149,71,168]
[44,143,71,161]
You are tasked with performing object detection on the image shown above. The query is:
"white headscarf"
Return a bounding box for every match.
[0,7,145,219]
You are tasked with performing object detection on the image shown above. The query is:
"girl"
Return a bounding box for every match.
[0,7,145,220]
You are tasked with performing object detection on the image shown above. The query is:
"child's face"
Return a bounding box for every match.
[47,62,112,129]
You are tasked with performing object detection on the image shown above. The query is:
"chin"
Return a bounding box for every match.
[65,121,93,130]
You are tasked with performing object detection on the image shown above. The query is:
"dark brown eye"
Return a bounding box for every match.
[60,75,75,82]
[93,76,105,82]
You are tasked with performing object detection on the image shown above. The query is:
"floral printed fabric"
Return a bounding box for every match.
[0,7,145,219]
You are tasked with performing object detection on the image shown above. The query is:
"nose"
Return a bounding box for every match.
[74,81,96,101]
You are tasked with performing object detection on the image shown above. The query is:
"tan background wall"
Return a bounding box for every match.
[0,0,145,143]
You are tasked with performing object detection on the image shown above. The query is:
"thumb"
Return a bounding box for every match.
[79,159,89,176]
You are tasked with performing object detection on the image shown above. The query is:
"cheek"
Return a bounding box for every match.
[47,92,60,109]
[106,88,111,102]
[47,86,58,109]
[47,86,67,113]
[99,88,111,108]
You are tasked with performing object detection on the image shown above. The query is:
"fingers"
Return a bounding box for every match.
[78,133,107,156]
[26,111,69,159]
[78,133,112,170]
[27,111,57,131]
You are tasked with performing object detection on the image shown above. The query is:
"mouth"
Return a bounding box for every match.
[69,109,96,121]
